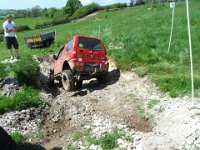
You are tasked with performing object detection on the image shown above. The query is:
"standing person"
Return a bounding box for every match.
[3,14,20,60]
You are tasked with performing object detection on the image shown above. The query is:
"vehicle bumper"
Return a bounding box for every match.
[69,62,109,80]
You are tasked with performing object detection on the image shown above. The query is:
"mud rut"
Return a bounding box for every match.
[36,55,151,149]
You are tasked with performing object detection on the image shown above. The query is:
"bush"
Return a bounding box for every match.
[0,87,46,114]
[52,18,69,25]
[12,57,39,86]
[17,25,31,32]
[35,21,52,29]
[103,3,127,10]
[70,3,102,20]
[0,56,39,87]
[0,25,30,33]
[35,18,69,29]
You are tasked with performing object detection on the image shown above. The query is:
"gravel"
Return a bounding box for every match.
[0,108,45,134]
[61,69,200,150]
[0,56,50,134]
[2,56,200,150]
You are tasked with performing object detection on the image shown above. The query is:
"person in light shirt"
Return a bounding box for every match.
[3,15,20,60]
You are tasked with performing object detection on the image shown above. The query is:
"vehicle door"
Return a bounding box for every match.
[54,46,64,75]
[76,37,102,64]
[65,38,74,61]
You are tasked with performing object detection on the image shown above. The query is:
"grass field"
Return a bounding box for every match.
[0,1,200,97]
[0,17,52,29]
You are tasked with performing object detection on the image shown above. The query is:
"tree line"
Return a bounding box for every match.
[15,0,181,19]
[14,0,126,19]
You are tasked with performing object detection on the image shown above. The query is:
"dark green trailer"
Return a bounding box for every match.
[25,31,55,48]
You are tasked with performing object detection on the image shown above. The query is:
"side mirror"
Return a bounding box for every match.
[53,55,58,60]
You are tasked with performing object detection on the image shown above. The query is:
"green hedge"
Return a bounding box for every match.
[103,3,127,10]
[35,18,69,29]
[0,25,31,34]
[70,3,102,20]
[17,25,31,32]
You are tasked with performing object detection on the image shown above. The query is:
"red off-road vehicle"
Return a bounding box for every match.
[49,35,109,91]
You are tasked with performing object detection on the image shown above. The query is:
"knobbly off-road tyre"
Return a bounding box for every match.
[49,69,54,86]
[62,70,75,91]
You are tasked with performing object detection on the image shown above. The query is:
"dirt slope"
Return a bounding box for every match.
[36,57,150,149]
[36,56,200,150]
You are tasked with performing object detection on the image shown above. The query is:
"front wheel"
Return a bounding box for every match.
[49,69,54,86]
[62,70,75,91]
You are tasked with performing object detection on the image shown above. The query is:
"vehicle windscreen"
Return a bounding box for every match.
[78,37,102,51]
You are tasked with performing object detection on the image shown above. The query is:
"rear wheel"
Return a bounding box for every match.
[97,72,109,83]
[62,70,75,91]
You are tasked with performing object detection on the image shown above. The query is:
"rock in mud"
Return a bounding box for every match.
[0,78,20,97]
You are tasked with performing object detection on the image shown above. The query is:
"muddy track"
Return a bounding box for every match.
[36,56,151,149]
[33,55,200,150]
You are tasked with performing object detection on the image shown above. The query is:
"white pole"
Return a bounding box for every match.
[186,0,194,98]
[168,7,175,52]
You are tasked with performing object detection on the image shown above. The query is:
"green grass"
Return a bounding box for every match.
[65,144,79,150]
[11,131,26,145]
[0,1,200,97]
[98,129,122,150]
[0,17,52,29]
[69,128,123,150]
[0,55,45,114]
[135,104,146,117]
[11,129,46,150]
[0,87,46,114]
[0,55,39,86]
[147,99,160,109]
[72,128,91,141]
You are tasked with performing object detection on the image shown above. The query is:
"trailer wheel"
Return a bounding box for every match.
[62,70,75,91]
[45,40,50,47]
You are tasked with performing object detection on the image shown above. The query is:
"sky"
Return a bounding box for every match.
[0,0,128,10]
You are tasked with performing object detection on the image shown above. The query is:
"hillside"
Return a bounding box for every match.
[1,1,200,97]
